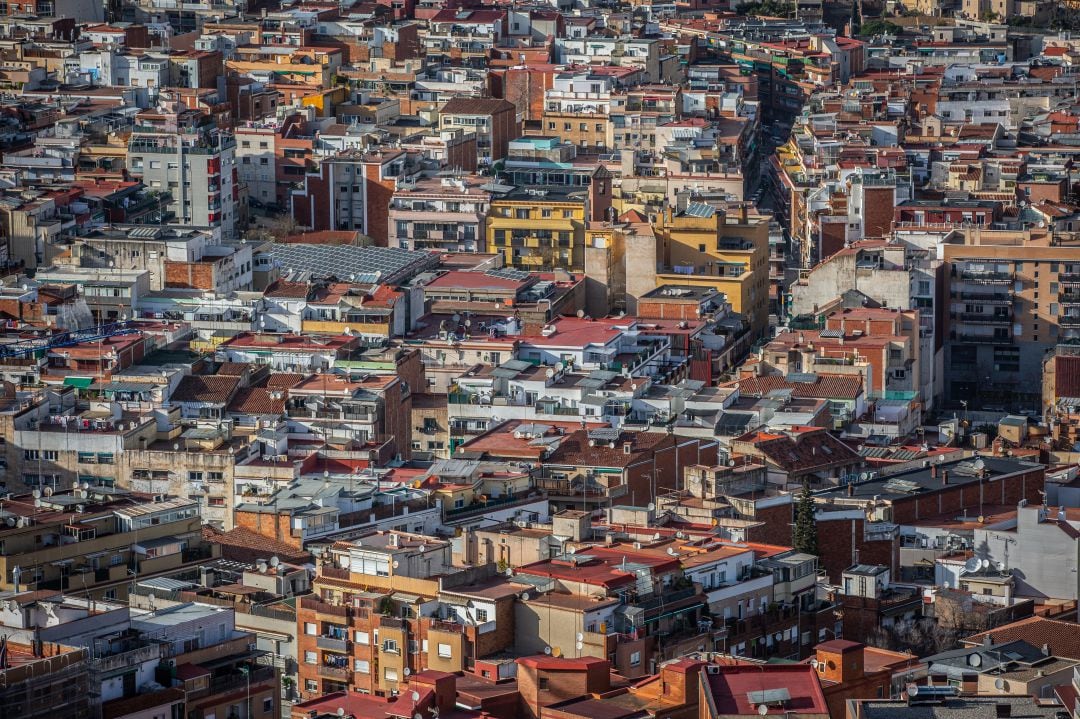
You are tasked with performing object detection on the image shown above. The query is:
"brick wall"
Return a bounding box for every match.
[235,510,299,549]
[164,260,217,290]
[889,468,1043,524]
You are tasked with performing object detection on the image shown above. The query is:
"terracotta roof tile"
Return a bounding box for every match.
[171,375,240,404]
[737,374,863,400]
[202,525,313,565]
[228,387,285,415]
[964,617,1080,660]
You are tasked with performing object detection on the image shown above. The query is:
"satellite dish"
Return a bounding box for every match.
[995,678,1005,690]
[995,561,1006,572]
[667,547,677,555]
[337,710,345,718]
[393,560,400,569]
[411,691,420,702]
[968,653,983,667]
[980,558,990,570]
[270,556,280,568]
[974,459,986,471]
[505,567,514,577]
[43,486,53,497]
[32,489,41,499]
[576,641,583,650]
[964,557,981,573]
[860,472,870,481]
[521,592,530,601]
[404,667,411,676]
[576,309,585,318]
[552,647,562,658]
[544,646,552,655]
[647,502,655,511]
[757,704,769,716]
[414,714,423,719]
[576,632,584,641]
[810,658,819,668]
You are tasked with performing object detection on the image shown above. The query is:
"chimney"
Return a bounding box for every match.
[931,465,937,479]
[740,203,748,224]
[847,483,855,497]
[1042,643,1050,656]
[942,470,949,486]
[623,441,632,454]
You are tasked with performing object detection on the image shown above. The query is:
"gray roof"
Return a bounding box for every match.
[815,456,1040,502]
[858,696,1067,719]
[270,243,438,285]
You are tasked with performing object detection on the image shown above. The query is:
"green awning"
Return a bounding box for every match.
[63,377,94,388]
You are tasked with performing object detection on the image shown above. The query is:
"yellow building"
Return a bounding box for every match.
[487,186,590,272]
[652,202,770,338]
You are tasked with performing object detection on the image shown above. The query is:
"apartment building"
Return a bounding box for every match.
[388,175,492,253]
[295,531,517,699]
[646,203,771,340]
[943,228,1080,410]
[235,113,317,208]
[127,102,237,237]
[0,488,213,599]
[438,97,519,166]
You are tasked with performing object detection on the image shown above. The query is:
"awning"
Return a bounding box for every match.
[63,376,94,388]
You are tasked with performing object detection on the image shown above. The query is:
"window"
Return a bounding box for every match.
[263,697,274,713]
[355,659,370,673]
[188,471,203,481]
[355,630,369,644]
[630,651,641,666]
[438,643,452,658]
[23,450,38,461]
[382,639,399,654]
[384,667,398,682]
[305,679,317,692]
[305,622,317,635]
[475,608,488,622]
[304,650,317,664]
[42,450,58,461]
[539,678,549,690]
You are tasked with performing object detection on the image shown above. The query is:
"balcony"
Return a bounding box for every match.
[317,635,349,652]
[958,270,1012,284]
[955,333,1011,344]
[428,618,465,634]
[957,291,1012,305]
[317,665,349,679]
[1060,273,1080,286]
[1061,316,1080,328]
[955,312,1011,325]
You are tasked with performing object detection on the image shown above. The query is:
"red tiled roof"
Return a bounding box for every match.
[202,525,313,565]
[734,427,861,472]
[737,373,863,400]
[963,617,1080,659]
[171,375,240,404]
[227,387,285,415]
[543,429,672,468]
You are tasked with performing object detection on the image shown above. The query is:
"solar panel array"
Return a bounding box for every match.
[271,243,437,283]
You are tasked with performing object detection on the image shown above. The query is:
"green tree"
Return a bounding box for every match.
[858,19,902,35]
[793,481,819,556]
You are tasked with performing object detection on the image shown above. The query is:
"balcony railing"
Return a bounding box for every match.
[957,292,1012,305]
[428,618,465,634]
[955,312,1011,325]
[955,333,1011,344]
[317,665,349,679]
[1060,273,1080,285]
[958,271,1012,284]
[317,636,349,652]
